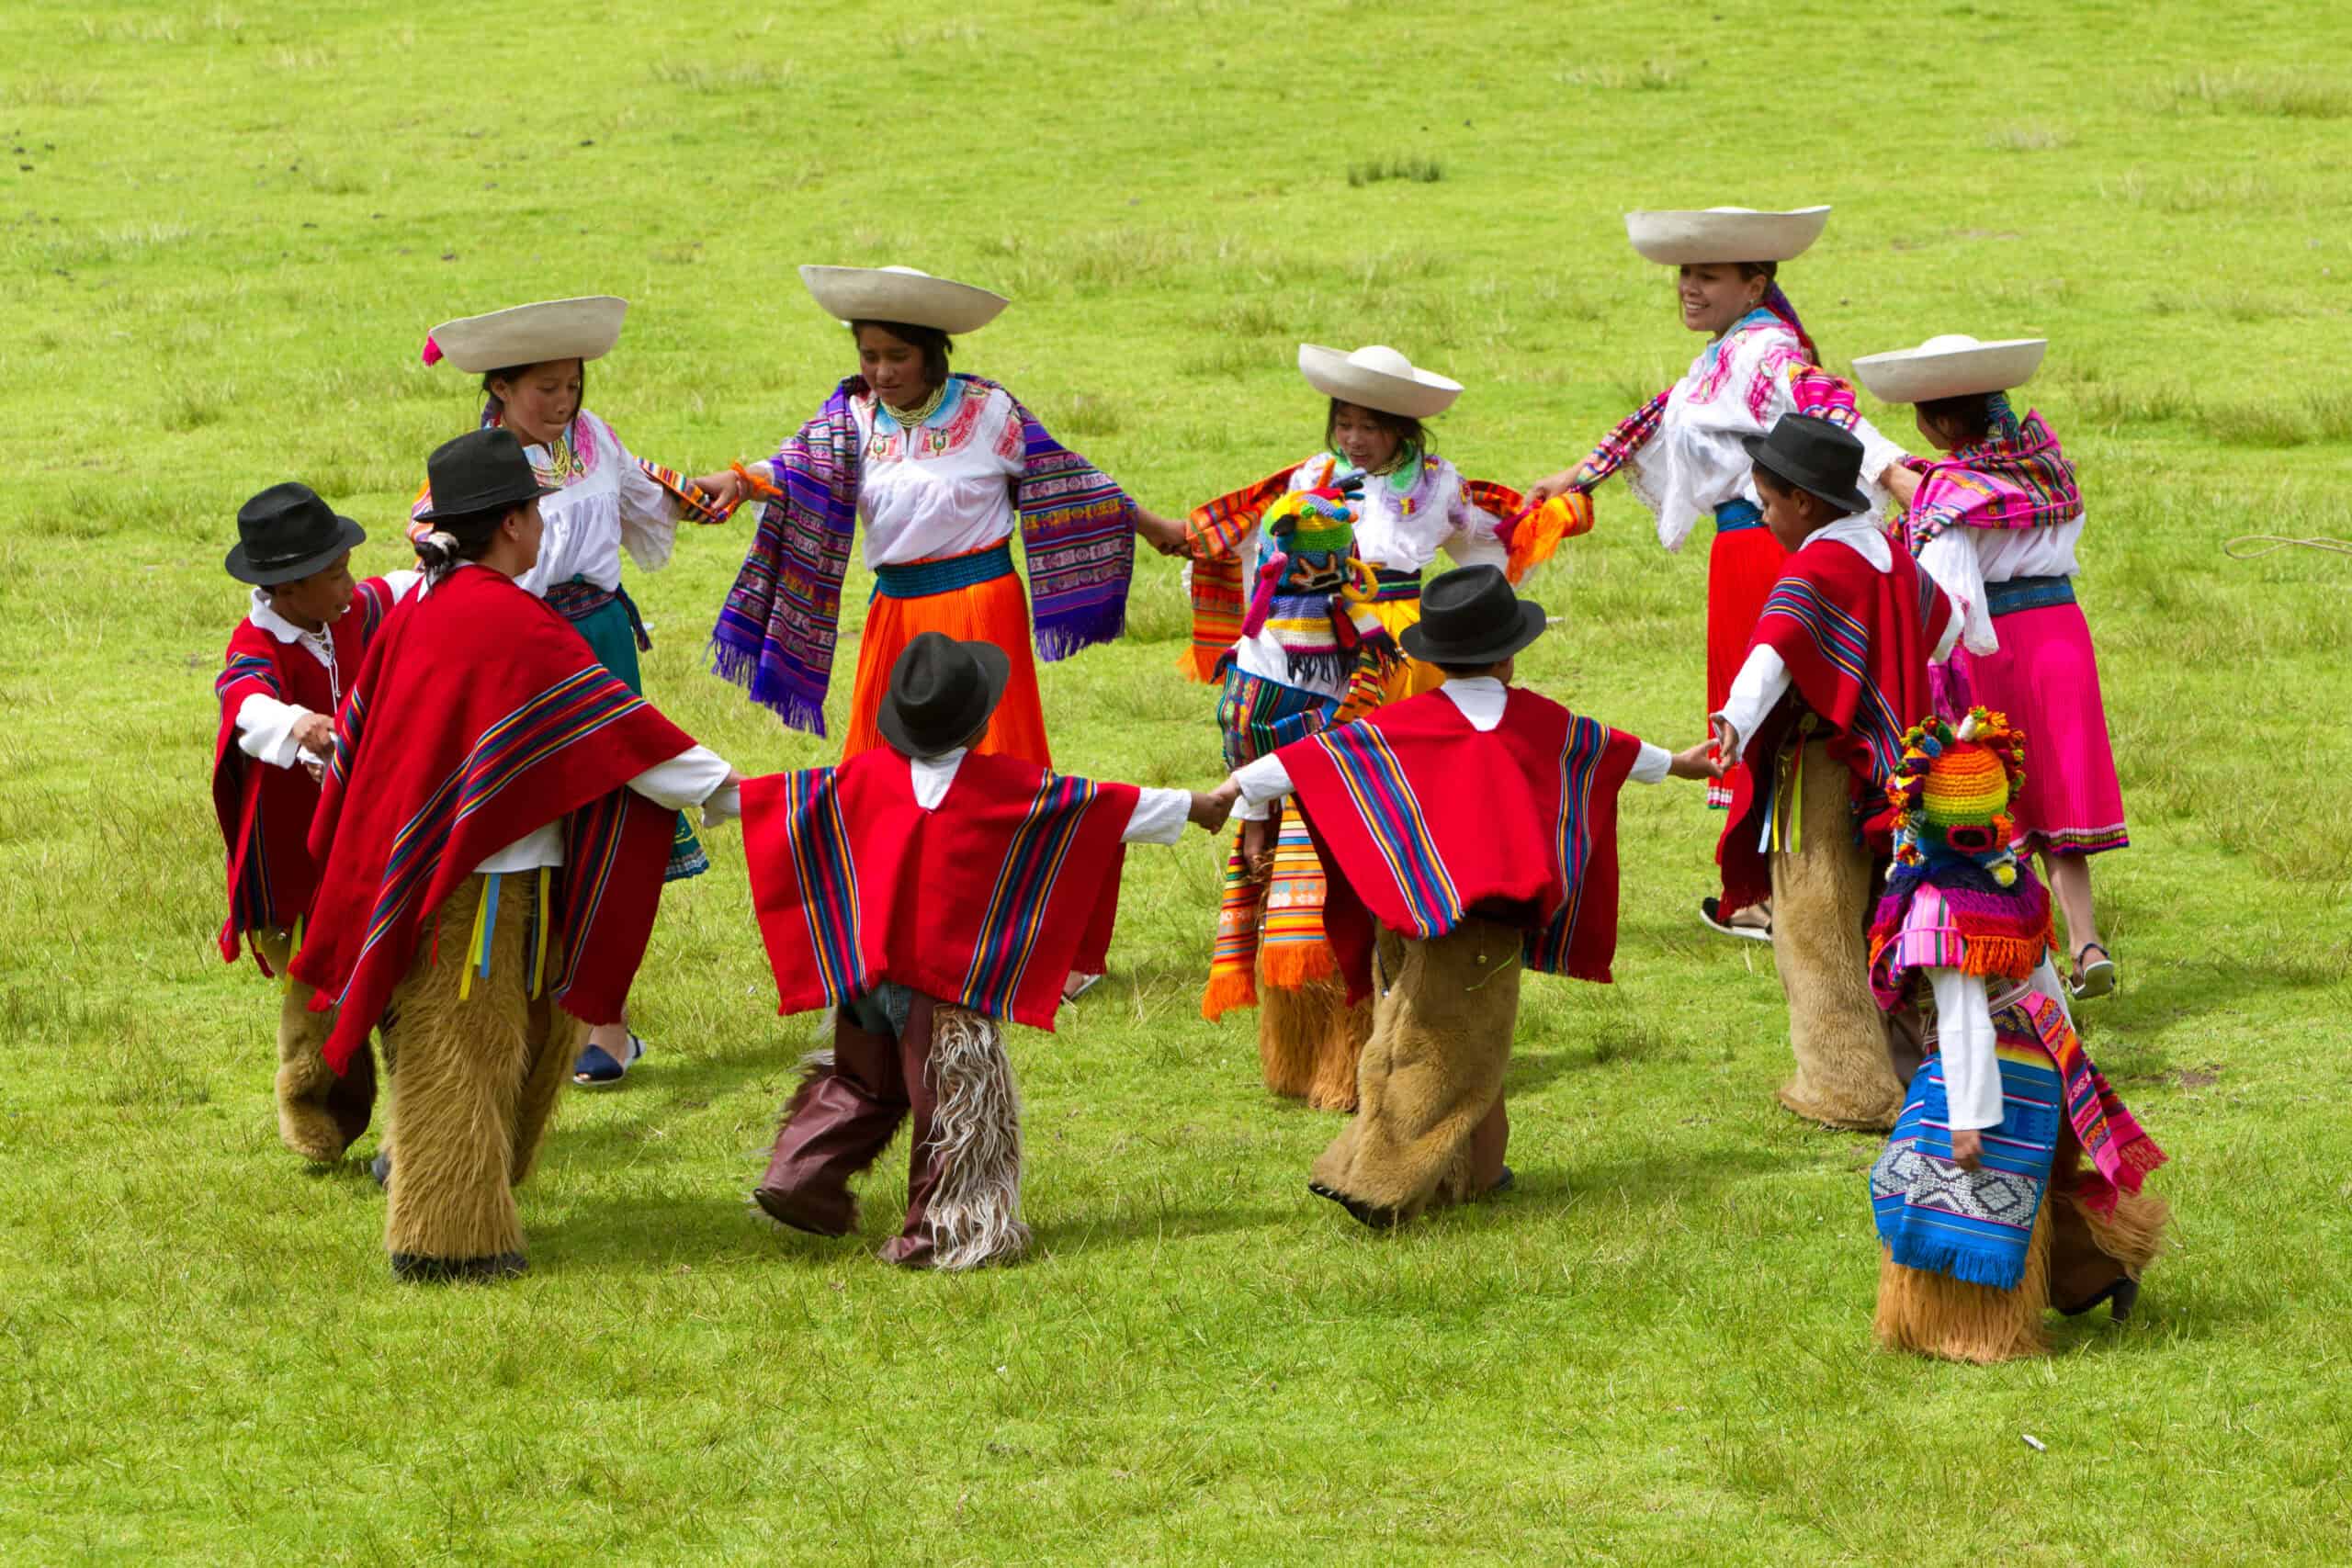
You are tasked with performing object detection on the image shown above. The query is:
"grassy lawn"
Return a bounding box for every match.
[4,0,2351,1560]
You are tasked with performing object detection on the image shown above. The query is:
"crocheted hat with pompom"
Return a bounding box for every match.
[1887,706,2028,885]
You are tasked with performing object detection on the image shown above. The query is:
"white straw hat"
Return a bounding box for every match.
[424,296,628,373]
[798,265,1009,333]
[1296,343,1463,420]
[1623,206,1831,265]
[1851,334,2049,403]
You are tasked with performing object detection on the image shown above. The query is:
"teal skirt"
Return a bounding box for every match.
[567,587,708,883]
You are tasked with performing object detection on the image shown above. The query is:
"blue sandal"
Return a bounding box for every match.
[573,1033,646,1088]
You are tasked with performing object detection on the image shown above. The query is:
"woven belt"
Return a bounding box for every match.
[545,575,650,650]
[1984,574,2075,618]
[872,540,1014,600]
[1713,499,1765,534]
[1369,566,1422,604]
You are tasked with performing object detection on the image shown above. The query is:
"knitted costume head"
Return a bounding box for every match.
[1888,707,2028,885]
[1241,481,1388,686]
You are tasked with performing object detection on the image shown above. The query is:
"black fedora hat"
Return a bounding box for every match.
[413,427,560,523]
[225,482,368,586]
[1740,414,1872,516]
[877,632,1012,759]
[1398,564,1547,666]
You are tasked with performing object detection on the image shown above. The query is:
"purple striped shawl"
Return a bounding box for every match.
[709,375,1135,734]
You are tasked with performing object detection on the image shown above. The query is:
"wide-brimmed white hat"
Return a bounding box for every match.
[799,265,1009,334]
[1624,206,1831,265]
[1851,334,2049,403]
[1297,343,1462,420]
[424,296,628,373]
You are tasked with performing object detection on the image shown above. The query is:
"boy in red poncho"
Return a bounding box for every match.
[211,482,416,1164]
[294,430,744,1283]
[741,632,1233,1269]
[1220,566,1717,1226]
[1709,415,1962,1131]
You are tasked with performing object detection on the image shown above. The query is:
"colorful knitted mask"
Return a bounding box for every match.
[1241,482,1385,685]
[1887,707,2027,885]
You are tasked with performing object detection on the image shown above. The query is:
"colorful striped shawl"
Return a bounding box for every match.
[710,375,1136,735]
[1902,410,2083,548]
[1280,688,1642,1000]
[1868,863,2056,1010]
[1871,1042,2063,1290]
[741,747,1137,1032]
[290,567,692,1072]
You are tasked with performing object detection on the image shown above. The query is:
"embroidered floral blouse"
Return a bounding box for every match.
[506,409,686,598]
[850,378,1026,569]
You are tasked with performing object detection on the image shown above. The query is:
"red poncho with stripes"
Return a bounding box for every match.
[741,749,1138,1032]
[209,576,403,971]
[1273,688,1643,1003]
[290,566,695,1072]
[1717,536,1953,913]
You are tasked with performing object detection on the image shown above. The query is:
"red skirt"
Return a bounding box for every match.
[1957,600,2128,856]
[1704,518,1790,810]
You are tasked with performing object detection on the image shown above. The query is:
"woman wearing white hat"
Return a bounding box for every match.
[1524,207,1911,940]
[1164,343,1549,1109]
[1856,334,2125,999]
[415,296,745,1087]
[712,265,1185,770]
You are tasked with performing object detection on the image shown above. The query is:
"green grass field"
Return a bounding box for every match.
[5,0,2352,1560]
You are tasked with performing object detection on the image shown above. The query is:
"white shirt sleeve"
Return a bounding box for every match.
[628,744,735,819]
[1122,786,1193,845]
[1928,965,2005,1133]
[1917,528,1996,657]
[1850,413,1913,504]
[234,693,317,770]
[1930,585,1965,662]
[1713,647,1791,762]
[1628,740,1672,785]
[613,427,684,574]
[1230,751,1294,820]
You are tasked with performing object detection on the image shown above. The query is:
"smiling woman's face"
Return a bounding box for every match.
[1676,263,1766,336]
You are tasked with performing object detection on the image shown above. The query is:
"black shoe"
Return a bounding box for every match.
[369,1150,391,1190]
[2059,1275,2140,1322]
[1489,1165,1515,1195]
[390,1250,528,1284]
[1308,1180,1398,1229]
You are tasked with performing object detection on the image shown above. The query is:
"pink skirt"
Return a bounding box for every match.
[1956,599,2129,856]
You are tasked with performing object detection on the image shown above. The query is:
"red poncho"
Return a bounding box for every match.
[1275,687,1643,1003]
[290,566,695,1072]
[741,748,1138,1031]
[1718,535,1952,911]
[209,577,404,969]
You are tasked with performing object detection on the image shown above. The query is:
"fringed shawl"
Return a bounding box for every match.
[711,375,1136,734]
[1902,408,2083,549]
[1867,862,2055,1010]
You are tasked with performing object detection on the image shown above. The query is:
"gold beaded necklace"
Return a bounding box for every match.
[882,381,947,430]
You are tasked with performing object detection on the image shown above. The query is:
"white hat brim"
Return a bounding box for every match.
[1851,338,2048,402]
[799,265,1009,334]
[427,296,628,373]
[1297,343,1462,420]
[1624,207,1831,265]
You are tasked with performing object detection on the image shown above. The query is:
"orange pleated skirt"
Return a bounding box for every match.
[842,549,1052,767]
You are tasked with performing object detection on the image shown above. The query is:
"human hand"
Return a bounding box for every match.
[1188,782,1238,832]
[1949,1129,1983,1171]
[691,469,747,512]
[1524,464,1594,508]
[293,713,335,759]
[1240,813,1272,874]
[1881,462,1923,507]
[1667,739,1724,782]
[1134,509,1191,558]
[1708,715,1741,769]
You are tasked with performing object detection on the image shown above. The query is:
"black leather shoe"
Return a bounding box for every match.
[390,1250,527,1284]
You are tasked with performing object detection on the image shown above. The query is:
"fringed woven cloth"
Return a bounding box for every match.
[1901,405,2083,550]
[712,375,1136,734]
[1868,869,2054,1010]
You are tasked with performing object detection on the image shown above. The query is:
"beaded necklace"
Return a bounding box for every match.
[879,381,947,432]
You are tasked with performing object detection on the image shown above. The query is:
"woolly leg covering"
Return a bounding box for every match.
[1309,920,1519,1227]
[2050,1185,2171,1313]
[1873,1187,2055,1364]
[255,927,376,1163]
[1260,973,1369,1111]
[1770,740,1904,1131]
[902,1006,1030,1271]
[379,874,550,1283]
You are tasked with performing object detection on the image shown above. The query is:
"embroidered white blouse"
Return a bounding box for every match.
[1624,314,1909,554]
[511,409,686,599]
[1227,453,1510,698]
[849,379,1026,570]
